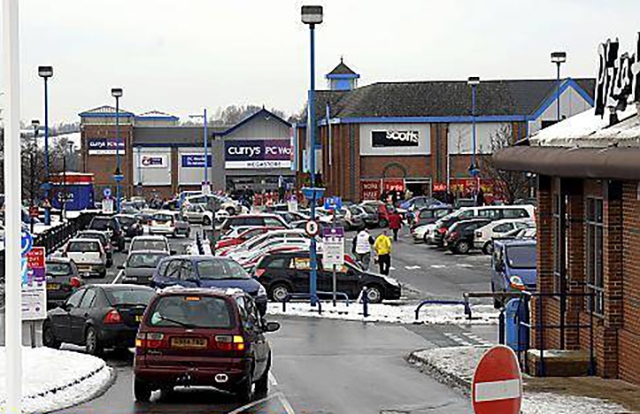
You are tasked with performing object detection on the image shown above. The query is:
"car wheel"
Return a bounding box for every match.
[226,207,236,216]
[364,284,383,304]
[456,241,471,254]
[134,377,153,402]
[235,369,253,403]
[254,353,271,396]
[270,283,291,302]
[100,268,107,278]
[379,218,388,228]
[203,216,211,226]
[85,326,103,356]
[423,233,430,244]
[42,322,61,349]
[483,241,494,255]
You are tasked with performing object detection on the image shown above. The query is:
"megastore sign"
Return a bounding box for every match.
[225,139,292,169]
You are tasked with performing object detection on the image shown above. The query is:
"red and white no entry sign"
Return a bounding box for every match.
[472,345,522,414]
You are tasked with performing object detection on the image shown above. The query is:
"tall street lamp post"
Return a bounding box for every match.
[467,76,481,194]
[551,51,567,123]
[111,88,124,213]
[30,120,40,233]
[302,4,323,306]
[38,65,53,225]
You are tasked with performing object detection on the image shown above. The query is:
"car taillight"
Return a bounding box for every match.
[451,231,460,239]
[69,277,82,288]
[103,309,123,324]
[214,335,245,351]
[255,268,266,278]
[135,332,165,349]
[438,227,447,234]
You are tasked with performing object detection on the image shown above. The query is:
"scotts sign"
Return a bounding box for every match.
[225,139,292,169]
[372,130,419,147]
[594,33,640,118]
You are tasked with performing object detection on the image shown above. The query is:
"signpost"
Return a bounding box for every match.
[305,220,320,237]
[21,231,46,348]
[322,226,344,306]
[472,345,523,414]
[323,196,342,211]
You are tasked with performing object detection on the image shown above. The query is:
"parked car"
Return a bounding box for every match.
[506,227,537,239]
[133,288,280,402]
[253,251,402,303]
[135,209,156,225]
[182,203,214,225]
[444,218,492,254]
[361,201,398,228]
[273,210,309,225]
[236,241,308,272]
[118,250,170,285]
[410,205,454,229]
[399,196,444,211]
[358,203,380,227]
[87,215,126,251]
[411,223,434,244]
[129,235,172,254]
[76,230,114,268]
[184,193,241,215]
[218,214,289,233]
[490,239,537,307]
[114,214,144,238]
[150,256,268,315]
[43,284,156,355]
[45,258,82,308]
[221,229,307,258]
[63,238,107,278]
[345,205,367,231]
[149,211,191,238]
[474,219,535,254]
[216,227,279,250]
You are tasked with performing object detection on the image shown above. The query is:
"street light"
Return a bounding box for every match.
[30,120,40,233]
[189,109,210,194]
[302,4,322,306]
[38,65,53,225]
[551,51,567,123]
[467,77,480,193]
[111,87,123,213]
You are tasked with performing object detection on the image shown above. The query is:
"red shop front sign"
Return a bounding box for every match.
[360,179,381,201]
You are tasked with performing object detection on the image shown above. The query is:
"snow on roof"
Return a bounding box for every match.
[531,105,640,148]
[136,110,178,119]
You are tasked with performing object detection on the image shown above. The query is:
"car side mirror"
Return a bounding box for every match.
[170,249,177,255]
[264,321,280,333]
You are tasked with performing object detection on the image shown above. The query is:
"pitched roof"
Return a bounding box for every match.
[310,78,595,120]
[79,105,135,117]
[133,126,228,146]
[136,110,179,120]
[327,59,358,77]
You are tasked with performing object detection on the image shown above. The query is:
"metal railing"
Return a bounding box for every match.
[415,299,473,322]
[463,291,523,344]
[281,291,352,314]
[33,212,97,253]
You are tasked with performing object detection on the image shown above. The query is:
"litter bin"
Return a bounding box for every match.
[505,297,529,352]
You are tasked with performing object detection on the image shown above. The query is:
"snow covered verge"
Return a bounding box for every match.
[0,347,112,413]
[408,346,630,414]
[267,301,499,325]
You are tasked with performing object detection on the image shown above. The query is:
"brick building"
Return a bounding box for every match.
[79,107,294,200]
[493,33,640,384]
[294,60,595,202]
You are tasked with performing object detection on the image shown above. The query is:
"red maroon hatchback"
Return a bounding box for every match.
[133,288,280,402]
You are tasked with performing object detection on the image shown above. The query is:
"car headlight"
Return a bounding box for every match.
[257,284,267,297]
[383,276,400,287]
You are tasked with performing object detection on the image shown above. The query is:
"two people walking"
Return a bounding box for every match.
[352,228,394,276]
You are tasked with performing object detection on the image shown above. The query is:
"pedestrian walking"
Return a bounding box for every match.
[388,211,402,242]
[374,230,392,275]
[352,228,374,270]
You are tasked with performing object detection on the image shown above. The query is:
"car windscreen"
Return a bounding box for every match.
[127,252,167,268]
[78,232,107,244]
[153,214,172,222]
[506,245,536,269]
[117,216,137,226]
[131,239,167,252]
[67,241,100,253]
[148,295,233,329]
[196,259,250,280]
[106,288,155,306]
[46,262,72,276]
[89,218,110,230]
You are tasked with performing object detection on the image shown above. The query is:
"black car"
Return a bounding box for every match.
[46,258,83,308]
[43,284,155,355]
[444,218,491,254]
[76,230,114,268]
[118,250,169,285]
[253,251,402,303]
[115,214,144,238]
[87,216,126,251]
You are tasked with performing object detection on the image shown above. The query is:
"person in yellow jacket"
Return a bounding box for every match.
[374,230,393,275]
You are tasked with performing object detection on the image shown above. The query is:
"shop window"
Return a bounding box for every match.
[586,198,604,315]
[553,193,568,293]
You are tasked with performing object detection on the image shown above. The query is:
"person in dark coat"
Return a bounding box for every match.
[475,188,485,207]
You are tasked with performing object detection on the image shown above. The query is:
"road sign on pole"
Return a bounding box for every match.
[322,226,344,267]
[103,187,112,198]
[23,247,46,321]
[305,220,320,237]
[323,196,342,211]
[472,345,523,414]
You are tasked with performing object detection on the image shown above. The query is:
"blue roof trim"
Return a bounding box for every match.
[79,112,135,118]
[220,108,291,136]
[315,114,529,126]
[135,116,179,121]
[326,73,360,79]
[528,78,594,121]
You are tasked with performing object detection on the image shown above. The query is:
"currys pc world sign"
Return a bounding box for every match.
[594,33,640,119]
[87,138,125,155]
[225,139,292,169]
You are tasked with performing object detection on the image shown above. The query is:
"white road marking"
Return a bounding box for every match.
[444,332,473,346]
[462,332,493,346]
[228,391,295,414]
[431,264,446,269]
[390,266,396,271]
[278,393,296,414]
[405,265,421,270]
[268,371,278,386]
[111,270,124,284]
[474,379,521,402]
[456,263,473,268]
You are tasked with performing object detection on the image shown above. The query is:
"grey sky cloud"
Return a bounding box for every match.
[6,0,640,124]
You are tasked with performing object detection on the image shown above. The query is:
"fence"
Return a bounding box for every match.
[33,212,97,253]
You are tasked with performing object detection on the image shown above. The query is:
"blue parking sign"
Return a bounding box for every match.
[323,196,342,211]
[103,187,112,198]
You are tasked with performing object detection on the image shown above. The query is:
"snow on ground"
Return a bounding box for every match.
[267,301,498,325]
[410,346,627,414]
[0,347,111,413]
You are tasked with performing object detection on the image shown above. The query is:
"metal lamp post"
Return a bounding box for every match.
[30,120,40,233]
[467,76,481,196]
[38,65,53,224]
[189,109,210,194]
[551,51,567,123]
[302,4,322,306]
[111,87,124,213]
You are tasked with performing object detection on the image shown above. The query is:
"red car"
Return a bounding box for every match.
[362,202,397,228]
[134,288,280,402]
[216,226,281,250]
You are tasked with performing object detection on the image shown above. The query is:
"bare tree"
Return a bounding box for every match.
[481,124,530,204]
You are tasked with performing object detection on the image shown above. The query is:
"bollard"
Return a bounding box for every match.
[498,307,505,345]
[362,287,369,318]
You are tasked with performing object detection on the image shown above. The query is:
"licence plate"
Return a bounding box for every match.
[170,337,207,349]
[47,283,61,290]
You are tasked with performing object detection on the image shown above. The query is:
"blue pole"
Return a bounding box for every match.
[115,96,121,213]
[471,84,477,173]
[204,108,208,189]
[309,24,318,306]
[556,63,561,122]
[43,77,51,225]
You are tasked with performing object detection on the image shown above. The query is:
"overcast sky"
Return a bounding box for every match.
[5,0,640,124]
